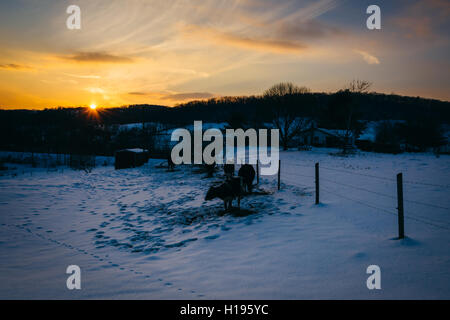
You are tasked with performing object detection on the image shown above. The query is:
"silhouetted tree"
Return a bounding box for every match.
[319,80,371,152]
[226,111,248,129]
[396,119,445,152]
[264,83,312,150]
[376,121,399,146]
[0,89,449,158]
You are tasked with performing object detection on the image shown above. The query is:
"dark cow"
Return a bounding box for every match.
[224,163,235,180]
[205,163,216,177]
[167,154,175,172]
[205,177,243,210]
[238,164,255,193]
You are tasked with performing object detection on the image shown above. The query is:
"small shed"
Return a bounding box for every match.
[115,148,148,170]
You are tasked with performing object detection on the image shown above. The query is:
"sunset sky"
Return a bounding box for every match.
[0,0,449,109]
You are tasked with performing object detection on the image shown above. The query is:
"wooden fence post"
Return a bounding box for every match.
[397,173,405,239]
[315,163,320,205]
[277,159,281,190]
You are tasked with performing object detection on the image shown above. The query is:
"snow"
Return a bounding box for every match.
[317,128,349,137]
[117,123,144,131]
[120,148,147,153]
[0,149,449,299]
[358,122,377,142]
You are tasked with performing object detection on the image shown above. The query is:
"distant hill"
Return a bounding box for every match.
[171,92,450,124]
[1,92,448,127]
[0,92,448,156]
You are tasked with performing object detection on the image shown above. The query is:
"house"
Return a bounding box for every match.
[114,148,149,169]
[355,123,377,151]
[298,127,355,148]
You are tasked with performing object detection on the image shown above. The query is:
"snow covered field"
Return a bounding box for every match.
[0,149,449,299]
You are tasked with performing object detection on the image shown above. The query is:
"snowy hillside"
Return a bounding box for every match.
[0,149,449,299]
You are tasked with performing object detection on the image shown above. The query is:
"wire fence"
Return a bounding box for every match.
[256,159,450,234]
[286,160,450,189]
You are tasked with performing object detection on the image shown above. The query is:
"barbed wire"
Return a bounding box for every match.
[403,199,450,211]
[401,211,450,227]
[320,185,398,216]
[281,168,450,226]
[288,162,315,169]
[318,165,450,188]
[220,158,448,189]
[275,167,450,229]
[321,177,397,199]
[319,176,450,211]
[401,215,450,231]
[320,185,450,230]
[282,170,315,180]
[218,158,450,210]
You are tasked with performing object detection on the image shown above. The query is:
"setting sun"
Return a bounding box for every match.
[90,104,97,110]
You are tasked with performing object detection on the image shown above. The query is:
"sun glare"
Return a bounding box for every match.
[90,104,97,110]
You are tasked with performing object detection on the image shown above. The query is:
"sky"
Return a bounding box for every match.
[0,0,449,109]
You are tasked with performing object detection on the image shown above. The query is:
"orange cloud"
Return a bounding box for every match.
[128,91,215,101]
[275,20,343,40]
[60,51,134,64]
[354,50,380,65]
[184,25,306,54]
[394,16,434,39]
[393,0,450,40]
[63,73,102,79]
[0,63,32,71]
[162,92,215,101]
[218,32,307,53]
[128,92,149,96]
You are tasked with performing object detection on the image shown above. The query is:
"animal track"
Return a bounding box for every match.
[0,222,202,296]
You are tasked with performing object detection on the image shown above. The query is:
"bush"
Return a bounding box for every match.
[373,143,402,154]
[396,120,445,151]
[355,140,374,152]
[69,154,96,172]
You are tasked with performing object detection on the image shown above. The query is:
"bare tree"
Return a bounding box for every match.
[346,79,372,94]
[264,83,312,150]
[264,82,310,97]
[341,79,372,153]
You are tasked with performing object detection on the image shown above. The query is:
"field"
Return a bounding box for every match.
[0,149,449,299]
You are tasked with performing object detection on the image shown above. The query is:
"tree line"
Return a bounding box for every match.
[0,81,448,157]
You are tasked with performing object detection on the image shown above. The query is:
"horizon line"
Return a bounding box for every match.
[1,90,449,111]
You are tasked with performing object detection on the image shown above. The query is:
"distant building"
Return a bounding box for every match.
[114,148,148,170]
[298,127,355,148]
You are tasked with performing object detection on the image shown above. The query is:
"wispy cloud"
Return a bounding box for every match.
[61,52,134,64]
[181,1,343,55]
[281,0,341,23]
[162,92,215,101]
[217,31,307,53]
[240,0,342,26]
[128,92,148,96]
[355,50,380,65]
[63,73,102,79]
[127,91,215,102]
[184,25,306,54]
[393,0,450,40]
[0,63,32,70]
[1,0,449,107]
[275,20,343,41]
[85,87,106,94]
